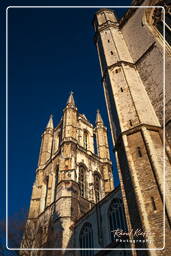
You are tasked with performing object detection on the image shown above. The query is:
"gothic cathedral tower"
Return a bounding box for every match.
[20,93,113,255]
[93,8,171,256]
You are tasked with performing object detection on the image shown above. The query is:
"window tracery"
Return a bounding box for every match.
[83,130,88,150]
[54,165,59,200]
[152,3,171,45]
[94,173,100,202]
[108,198,127,242]
[79,222,94,256]
[79,165,86,197]
[45,176,49,207]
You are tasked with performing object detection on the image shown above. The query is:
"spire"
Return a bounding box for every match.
[46,114,54,129]
[67,91,75,106]
[96,109,104,125]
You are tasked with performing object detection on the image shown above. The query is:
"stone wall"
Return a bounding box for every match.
[121,4,171,145]
[73,187,125,254]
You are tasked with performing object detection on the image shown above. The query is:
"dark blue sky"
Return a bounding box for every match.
[1,0,132,221]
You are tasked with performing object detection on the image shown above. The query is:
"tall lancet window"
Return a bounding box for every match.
[93,134,98,155]
[57,130,61,149]
[108,198,127,241]
[79,165,86,197]
[45,176,49,207]
[80,223,94,256]
[94,173,100,203]
[83,130,88,150]
[54,165,59,201]
[55,165,59,185]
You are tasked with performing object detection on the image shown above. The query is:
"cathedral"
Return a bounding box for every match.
[20,1,171,256]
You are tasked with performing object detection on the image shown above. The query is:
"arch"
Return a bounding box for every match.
[55,165,59,185]
[93,133,98,155]
[79,222,94,255]
[144,1,171,53]
[45,176,49,208]
[79,164,87,198]
[54,165,59,201]
[83,129,88,150]
[36,226,43,247]
[108,198,127,242]
[94,172,101,203]
[93,170,102,180]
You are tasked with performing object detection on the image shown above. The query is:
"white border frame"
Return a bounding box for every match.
[6,5,166,251]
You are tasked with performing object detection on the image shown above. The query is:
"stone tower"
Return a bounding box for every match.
[20,92,113,254]
[93,8,171,256]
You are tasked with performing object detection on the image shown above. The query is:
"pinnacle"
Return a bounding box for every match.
[46,114,54,129]
[67,91,75,106]
[96,109,104,125]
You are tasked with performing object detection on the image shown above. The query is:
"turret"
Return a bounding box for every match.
[38,115,54,166]
[93,8,118,33]
[66,90,75,106]
[95,110,113,193]
[95,110,110,160]
[62,92,78,142]
[21,91,115,251]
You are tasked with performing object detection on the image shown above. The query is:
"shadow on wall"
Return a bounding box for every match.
[16,193,144,256]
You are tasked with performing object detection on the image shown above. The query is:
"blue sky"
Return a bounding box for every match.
[1,0,132,222]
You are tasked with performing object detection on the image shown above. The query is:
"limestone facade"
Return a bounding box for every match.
[73,187,130,256]
[93,2,171,256]
[20,1,171,256]
[20,93,114,255]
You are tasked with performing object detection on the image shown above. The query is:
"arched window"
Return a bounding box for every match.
[94,173,100,203]
[145,3,171,48]
[93,134,98,155]
[37,226,43,247]
[153,5,171,46]
[83,130,88,150]
[55,165,59,185]
[54,165,59,201]
[108,198,127,241]
[80,223,94,256]
[79,165,86,197]
[137,147,142,157]
[45,176,49,207]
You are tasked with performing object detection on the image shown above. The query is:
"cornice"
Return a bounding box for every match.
[93,21,119,44]
[114,123,162,151]
[76,144,112,165]
[101,60,135,82]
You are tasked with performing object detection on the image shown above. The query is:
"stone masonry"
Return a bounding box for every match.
[93,5,171,256]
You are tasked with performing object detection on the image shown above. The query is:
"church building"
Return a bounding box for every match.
[20,93,123,255]
[20,1,171,256]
